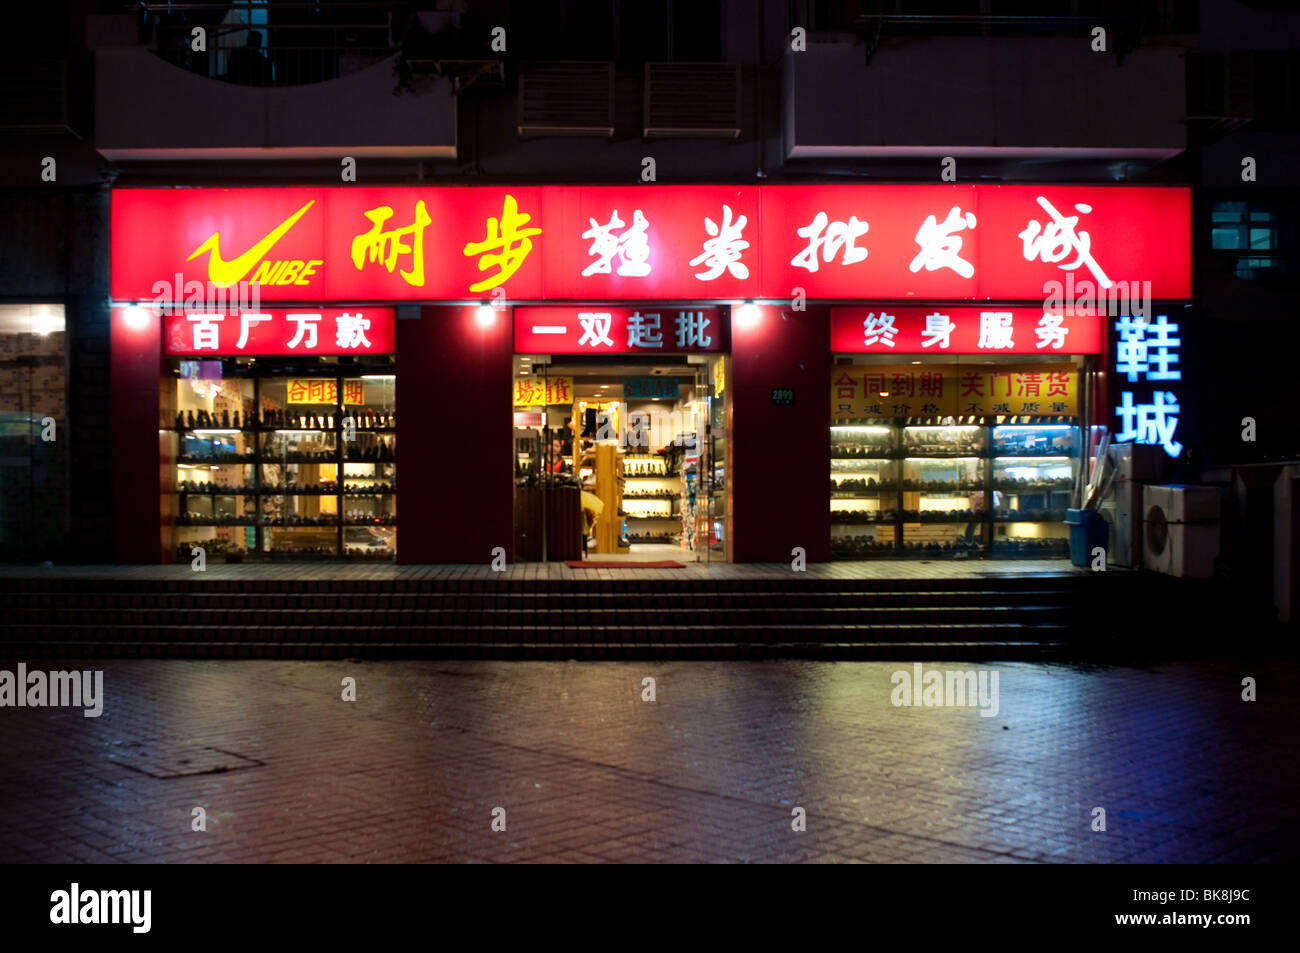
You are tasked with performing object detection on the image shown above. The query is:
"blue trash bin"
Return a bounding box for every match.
[1065,508,1109,567]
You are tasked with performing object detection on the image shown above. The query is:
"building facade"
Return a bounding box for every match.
[2,1,1297,581]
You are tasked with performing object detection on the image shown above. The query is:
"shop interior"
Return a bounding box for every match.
[166,355,396,561]
[512,353,727,562]
[831,354,1088,560]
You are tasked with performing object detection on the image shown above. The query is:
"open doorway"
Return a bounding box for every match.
[511,352,728,563]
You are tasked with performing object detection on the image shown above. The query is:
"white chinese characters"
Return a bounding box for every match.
[235,313,271,350]
[863,312,897,348]
[921,312,955,349]
[335,312,372,349]
[691,205,750,280]
[1035,313,1068,350]
[977,312,1015,349]
[792,212,869,273]
[577,312,615,348]
[183,312,380,352]
[909,206,976,279]
[1018,196,1113,288]
[285,313,322,349]
[581,209,652,277]
[187,313,224,351]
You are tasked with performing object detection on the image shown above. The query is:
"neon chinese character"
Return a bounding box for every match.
[1115,314,1180,382]
[1018,196,1112,288]
[627,312,663,348]
[690,204,749,281]
[675,311,712,348]
[909,206,976,279]
[351,201,431,287]
[1035,313,1068,349]
[863,312,897,348]
[187,313,223,351]
[235,313,270,350]
[922,312,955,349]
[463,194,541,293]
[285,313,321,349]
[791,211,869,273]
[1116,391,1182,457]
[581,209,651,277]
[978,312,1015,349]
[577,312,614,348]
[335,312,372,350]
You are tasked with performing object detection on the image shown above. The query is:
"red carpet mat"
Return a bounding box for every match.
[565,560,685,568]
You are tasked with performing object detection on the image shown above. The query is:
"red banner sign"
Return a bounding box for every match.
[111,185,1191,302]
[830,306,1101,354]
[158,307,394,355]
[514,306,724,353]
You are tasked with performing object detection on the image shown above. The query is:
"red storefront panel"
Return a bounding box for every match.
[111,185,1191,303]
[514,306,725,353]
[761,184,1190,302]
[537,186,758,300]
[830,306,1102,354]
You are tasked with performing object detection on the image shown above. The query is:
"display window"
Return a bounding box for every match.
[830,354,1088,560]
[166,355,396,561]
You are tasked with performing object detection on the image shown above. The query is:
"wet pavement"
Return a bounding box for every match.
[0,658,1295,863]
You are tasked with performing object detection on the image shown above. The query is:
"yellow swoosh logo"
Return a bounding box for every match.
[186,200,316,286]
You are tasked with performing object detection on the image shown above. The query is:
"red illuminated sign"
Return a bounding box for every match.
[111,185,1190,302]
[830,306,1101,354]
[156,307,394,355]
[514,306,724,353]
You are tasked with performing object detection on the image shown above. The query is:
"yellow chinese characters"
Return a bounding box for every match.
[463,194,541,292]
[351,200,432,286]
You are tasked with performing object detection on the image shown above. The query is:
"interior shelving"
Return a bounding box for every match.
[831,421,1080,560]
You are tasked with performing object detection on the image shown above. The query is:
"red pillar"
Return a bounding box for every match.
[730,305,831,562]
[397,305,514,563]
[110,306,164,563]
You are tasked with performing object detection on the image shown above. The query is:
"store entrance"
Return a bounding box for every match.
[512,353,727,563]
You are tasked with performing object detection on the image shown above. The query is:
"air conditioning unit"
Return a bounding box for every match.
[1142,484,1220,578]
[1108,443,1166,567]
[518,62,614,138]
[644,63,741,138]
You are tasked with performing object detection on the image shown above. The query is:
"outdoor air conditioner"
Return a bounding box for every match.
[1109,443,1166,568]
[1142,484,1221,578]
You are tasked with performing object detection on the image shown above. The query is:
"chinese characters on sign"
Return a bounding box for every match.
[832,364,1077,419]
[285,379,365,405]
[512,376,575,407]
[624,377,680,400]
[162,308,394,356]
[513,307,724,354]
[829,307,1102,354]
[112,185,1191,302]
[1113,314,1183,457]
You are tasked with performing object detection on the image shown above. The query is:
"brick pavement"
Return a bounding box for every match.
[0,658,1294,863]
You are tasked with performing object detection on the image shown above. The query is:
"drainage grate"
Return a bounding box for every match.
[107,743,263,779]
